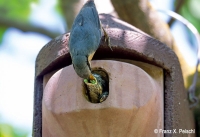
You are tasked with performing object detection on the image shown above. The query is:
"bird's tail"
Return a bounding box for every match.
[84,0,94,3]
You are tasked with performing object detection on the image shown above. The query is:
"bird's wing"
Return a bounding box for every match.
[69,0,101,56]
[70,24,97,50]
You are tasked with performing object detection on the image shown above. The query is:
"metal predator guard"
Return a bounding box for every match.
[69,0,110,103]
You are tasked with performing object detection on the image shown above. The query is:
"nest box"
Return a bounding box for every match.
[33,14,195,137]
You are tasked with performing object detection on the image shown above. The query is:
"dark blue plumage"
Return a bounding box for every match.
[69,0,102,79]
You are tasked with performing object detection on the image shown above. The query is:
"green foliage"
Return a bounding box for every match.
[0,123,28,137]
[55,0,63,15]
[180,0,200,33]
[0,0,38,45]
[0,27,7,44]
[0,0,38,21]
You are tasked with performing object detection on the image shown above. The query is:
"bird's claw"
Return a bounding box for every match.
[102,27,112,51]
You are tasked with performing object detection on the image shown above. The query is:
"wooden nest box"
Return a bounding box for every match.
[33,14,195,137]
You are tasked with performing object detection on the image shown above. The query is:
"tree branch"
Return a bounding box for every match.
[0,15,60,39]
[168,0,186,27]
[110,0,197,91]
[59,0,84,30]
[110,0,173,48]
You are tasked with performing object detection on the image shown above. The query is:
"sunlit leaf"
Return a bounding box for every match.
[180,0,200,33]
[0,123,28,137]
[0,0,38,21]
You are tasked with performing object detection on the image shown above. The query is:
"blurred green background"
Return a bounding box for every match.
[0,0,200,136]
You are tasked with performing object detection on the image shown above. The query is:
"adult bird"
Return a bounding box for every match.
[69,0,110,81]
